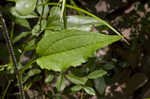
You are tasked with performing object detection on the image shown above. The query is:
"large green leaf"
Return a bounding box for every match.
[15,0,37,15]
[36,30,121,72]
[66,74,88,85]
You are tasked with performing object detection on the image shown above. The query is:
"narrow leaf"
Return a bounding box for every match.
[83,86,96,95]
[71,85,82,92]
[45,73,54,83]
[66,74,88,85]
[88,69,107,79]
[15,18,31,29]
[56,75,66,92]
[13,32,30,43]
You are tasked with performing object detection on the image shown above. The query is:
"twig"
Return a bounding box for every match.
[0,12,25,99]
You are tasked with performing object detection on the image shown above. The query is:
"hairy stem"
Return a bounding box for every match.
[0,12,25,99]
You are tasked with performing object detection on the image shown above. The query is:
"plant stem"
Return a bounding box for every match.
[0,12,25,99]
[80,89,84,99]
[2,80,11,99]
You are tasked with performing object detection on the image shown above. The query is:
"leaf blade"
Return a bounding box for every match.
[88,69,107,79]
[36,30,121,72]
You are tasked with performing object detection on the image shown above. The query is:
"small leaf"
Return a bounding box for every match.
[45,73,54,83]
[103,63,114,70]
[67,15,102,26]
[24,39,36,51]
[32,19,47,36]
[13,32,30,43]
[23,69,41,83]
[36,30,122,72]
[71,85,82,92]
[47,6,62,30]
[36,0,49,17]
[15,18,31,29]
[15,0,37,15]
[47,15,102,31]
[83,86,96,95]
[11,7,38,18]
[66,74,88,85]
[88,69,107,79]
[56,75,66,92]
[94,77,106,95]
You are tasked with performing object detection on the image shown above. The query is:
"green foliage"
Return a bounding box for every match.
[0,0,123,98]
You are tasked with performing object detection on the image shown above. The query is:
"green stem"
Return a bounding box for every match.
[80,89,84,99]
[2,80,12,99]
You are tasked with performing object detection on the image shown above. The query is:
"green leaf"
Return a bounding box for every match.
[15,18,31,29]
[32,19,47,36]
[94,77,106,95]
[46,6,62,30]
[67,15,102,26]
[47,15,102,31]
[24,39,36,51]
[45,73,54,83]
[66,15,102,31]
[11,7,38,18]
[103,63,114,70]
[23,69,41,83]
[83,86,96,95]
[56,75,66,92]
[36,0,49,17]
[88,69,107,79]
[36,30,121,72]
[71,85,82,92]
[13,32,30,43]
[15,0,37,15]
[66,74,88,85]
